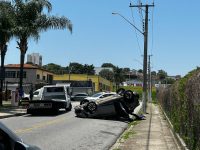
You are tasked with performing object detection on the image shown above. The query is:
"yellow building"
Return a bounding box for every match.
[53,74,116,92]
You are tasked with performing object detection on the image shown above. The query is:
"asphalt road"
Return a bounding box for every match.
[1,102,128,150]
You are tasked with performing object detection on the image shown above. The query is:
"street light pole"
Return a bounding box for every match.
[113,3,154,113]
[112,12,144,35]
[129,3,154,113]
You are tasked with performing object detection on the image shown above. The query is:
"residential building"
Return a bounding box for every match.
[27,53,42,66]
[122,80,143,87]
[4,64,54,92]
[124,69,143,81]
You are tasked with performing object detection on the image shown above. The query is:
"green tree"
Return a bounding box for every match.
[122,67,130,74]
[101,63,116,70]
[83,64,95,75]
[99,69,114,81]
[114,67,125,89]
[165,78,176,84]
[12,0,72,95]
[138,69,143,73]
[157,70,167,81]
[151,71,157,76]
[0,1,15,105]
[43,63,63,74]
[68,62,83,74]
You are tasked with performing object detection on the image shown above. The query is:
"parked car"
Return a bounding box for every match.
[27,85,72,114]
[22,88,43,101]
[0,122,40,150]
[75,89,139,119]
[20,88,43,107]
[71,93,88,101]
[80,92,116,105]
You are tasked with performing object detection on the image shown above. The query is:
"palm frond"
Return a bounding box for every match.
[27,0,52,13]
[0,1,15,44]
[37,15,73,33]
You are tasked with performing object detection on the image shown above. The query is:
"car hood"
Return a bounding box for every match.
[84,97,97,101]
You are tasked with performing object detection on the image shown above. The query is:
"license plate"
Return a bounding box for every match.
[29,103,52,108]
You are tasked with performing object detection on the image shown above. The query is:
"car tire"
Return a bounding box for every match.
[116,88,125,96]
[86,102,97,113]
[80,100,89,105]
[123,90,133,100]
[66,103,72,112]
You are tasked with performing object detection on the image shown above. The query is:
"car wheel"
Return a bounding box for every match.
[86,102,97,113]
[80,100,89,105]
[66,103,72,111]
[124,90,133,100]
[116,88,125,96]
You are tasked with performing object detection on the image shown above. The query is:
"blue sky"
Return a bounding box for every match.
[4,0,200,76]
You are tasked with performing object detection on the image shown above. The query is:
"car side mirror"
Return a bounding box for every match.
[14,142,26,150]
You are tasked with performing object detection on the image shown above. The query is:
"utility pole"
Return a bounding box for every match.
[148,55,152,102]
[130,3,154,113]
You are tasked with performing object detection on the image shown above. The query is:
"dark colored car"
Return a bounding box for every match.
[71,93,88,101]
[0,122,40,150]
[74,89,139,120]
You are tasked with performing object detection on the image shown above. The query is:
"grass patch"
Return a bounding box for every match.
[119,120,139,142]
[128,120,140,127]
[121,131,135,140]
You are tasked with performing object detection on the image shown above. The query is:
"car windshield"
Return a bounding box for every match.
[91,93,103,98]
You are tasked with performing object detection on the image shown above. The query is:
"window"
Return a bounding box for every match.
[5,71,16,78]
[33,91,39,96]
[37,74,40,79]
[17,71,26,78]
[46,87,64,92]
[43,76,46,80]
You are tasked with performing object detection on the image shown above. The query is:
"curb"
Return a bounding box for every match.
[109,101,143,150]
[159,105,189,150]
[0,112,26,119]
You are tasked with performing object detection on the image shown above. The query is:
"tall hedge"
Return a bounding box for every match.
[157,68,200,150]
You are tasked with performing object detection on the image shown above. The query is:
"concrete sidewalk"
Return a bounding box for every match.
[0,106,26,119]
[111,103,181,150]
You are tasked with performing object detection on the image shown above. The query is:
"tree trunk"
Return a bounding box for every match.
[19,51,25,98]
[0,44,7,106]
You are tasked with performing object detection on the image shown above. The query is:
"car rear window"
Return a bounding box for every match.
[46,87,64,92]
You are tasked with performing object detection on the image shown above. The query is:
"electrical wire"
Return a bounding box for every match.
[150,0,155,56]
[129,0,143,56]
[137,0,144,31]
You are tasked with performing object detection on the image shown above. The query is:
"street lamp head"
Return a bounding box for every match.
[112,12,118,15]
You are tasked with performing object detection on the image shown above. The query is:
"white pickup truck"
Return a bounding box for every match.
[27,85,72,114]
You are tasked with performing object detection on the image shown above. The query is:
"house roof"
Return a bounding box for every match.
[5,64,38,69]
[5,64,54,74]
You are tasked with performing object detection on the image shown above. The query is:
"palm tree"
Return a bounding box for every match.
[12,0,72,97]
[0,1,15,105]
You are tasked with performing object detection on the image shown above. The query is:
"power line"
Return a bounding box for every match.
[129,0,143,56]
[150,0,155,55]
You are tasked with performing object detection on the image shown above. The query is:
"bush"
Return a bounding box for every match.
[157,68,200,150]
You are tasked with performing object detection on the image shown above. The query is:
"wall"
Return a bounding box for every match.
[53,74,116,92]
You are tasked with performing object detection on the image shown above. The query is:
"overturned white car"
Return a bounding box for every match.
[74,89,140,120]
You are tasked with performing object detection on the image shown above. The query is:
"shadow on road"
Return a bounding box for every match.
[24,109,70,117]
